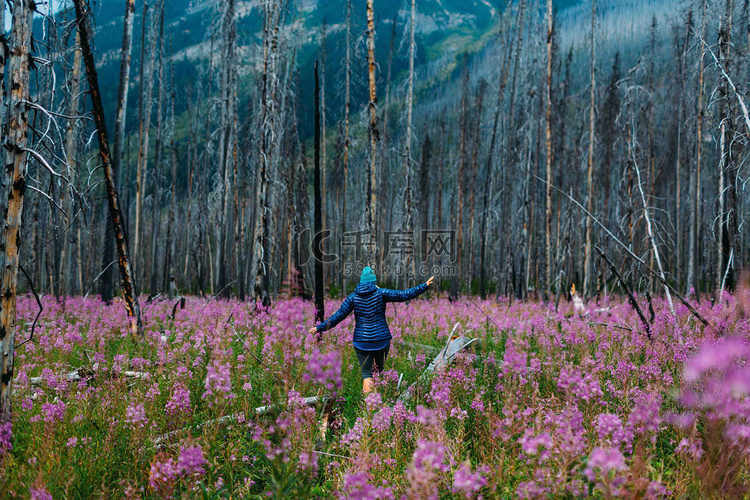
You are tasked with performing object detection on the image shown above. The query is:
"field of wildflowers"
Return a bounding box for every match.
[0,291,748,498]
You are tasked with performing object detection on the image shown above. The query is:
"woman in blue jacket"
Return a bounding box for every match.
[309,267,434,393]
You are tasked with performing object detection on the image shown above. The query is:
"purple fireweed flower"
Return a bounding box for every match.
[177,445,207,475]
[338,472,394,500]
[303,349,343,395]
[516,480,549,499]
[41,401,66,423]
[372,406,393,432]
[595,413,633,452]
[365,391,382,411]
[203,361,232,401]
[683,337,750,383]
[0,421,11,453]
[675,438,703,461]
[452,462,488,499]
[628,391,662,438]
[412,439,450,473]
[149,456,178,490]
[30,487,53,500]
[403,439,450,500]
[645,481,671,499]
[166,384,191,415]
[520,430,554,461]
[585,446,627,481]
[125,403,147,428]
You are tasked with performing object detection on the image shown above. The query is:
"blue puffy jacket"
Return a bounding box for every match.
[315,281,429,350]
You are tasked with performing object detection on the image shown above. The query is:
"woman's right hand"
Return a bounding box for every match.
[308,327,318,334]
[426,276,435,286]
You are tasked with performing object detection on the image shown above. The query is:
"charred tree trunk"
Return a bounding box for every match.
[314,62,325,322]
[60,31,82,299]
[717,0,733,298]
[0,0,32,429]
[366,0,379,265]
[688,0,707,295]
[340,0,352,296]
[545,0,554,299]
[74,0,143,337]
[149,3,165,295]
[0,3,5,134]
[253,0,280,306]
[403,0,417,286]
[479,0,516,299]
[134,0,157,281]
[583,0,596,298]
[164,60,177,299]
[101,0,135,304]
[217,0,237,299]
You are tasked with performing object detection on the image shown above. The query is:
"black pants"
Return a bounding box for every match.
[354,345,390,379]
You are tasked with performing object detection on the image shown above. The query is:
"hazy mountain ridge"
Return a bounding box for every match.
[42,0,683,141]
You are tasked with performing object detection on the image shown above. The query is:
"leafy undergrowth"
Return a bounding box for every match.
[1,291,749,498]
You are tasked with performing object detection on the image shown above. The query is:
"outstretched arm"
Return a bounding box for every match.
[381,276,435,303]
[308,296,354,334]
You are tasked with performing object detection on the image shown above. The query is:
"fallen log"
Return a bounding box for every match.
[152,396,324,448]
[398,323,481,401]
[28,369,149,386]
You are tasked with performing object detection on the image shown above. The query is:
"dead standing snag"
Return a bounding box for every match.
[0,0,32,427]
[74,0,143,338]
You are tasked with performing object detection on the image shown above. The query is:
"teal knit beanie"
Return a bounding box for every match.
[360,266,377,283]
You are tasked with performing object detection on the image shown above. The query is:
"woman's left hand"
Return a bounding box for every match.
[308,327,318,334]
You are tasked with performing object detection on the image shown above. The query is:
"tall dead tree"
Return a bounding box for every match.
[252,0,281,306]
[340,0,352,296]
[501,0,526,297]
[0,3,5,134]
[217,0,237,298]
[149,2,165,294]
[688,0,707,295]
[545,0,554,298]
[480,0,516,299]
[403,0,417,285]
[366,0,379,265]
[59,31,83,299]
[74,0,143,337]
[320,22,328,257]
[101,0,136,304]
[673,12,692,289]
[164,57,177,299]
[583,0,596,298]
[314,62,325,322]
[134,0,157,279]
[716,0,744,297]
[0,0,32,430]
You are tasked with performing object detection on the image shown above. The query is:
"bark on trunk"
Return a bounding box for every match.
[583,0,596,298]
[339,0,351,296]
[60,31,83,299]
[314,62,325,322]
[366,0,379,265]
[545,0,554,299]
[101,0,135,304]
[149,3,165,294]
[217,0,237,299]
[403,0,417,285]
[0,0,33,427]
[74,0,143,338]
[134,0,157,280]
[688,0,706,295]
